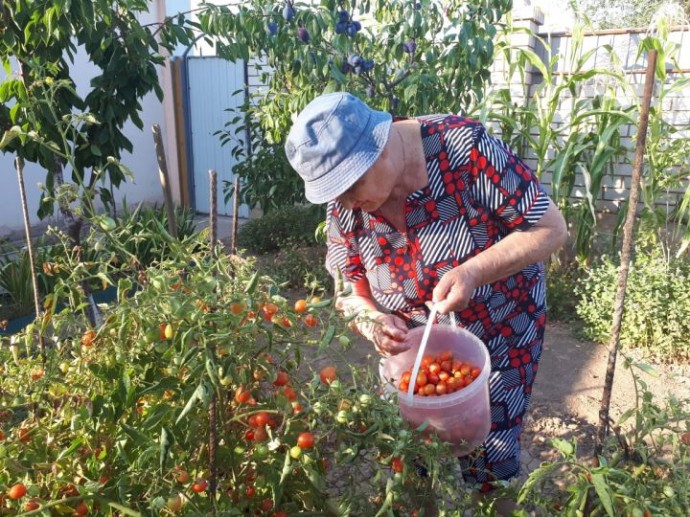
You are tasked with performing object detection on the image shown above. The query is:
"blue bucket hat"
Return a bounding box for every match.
[285,92,392,204]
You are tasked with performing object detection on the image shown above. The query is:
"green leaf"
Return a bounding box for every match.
[159,427,173,475]
[175,382,209,424]
[57,436,85,460]
[551,438,575,457]
[591,472,615,516]
[106,501,142,517]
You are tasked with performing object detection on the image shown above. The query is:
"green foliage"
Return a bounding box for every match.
[0,0,196,219]
[546,260,581,322]
[266,246,333,293]
[473,20,635,261]
[204,0,512,210]
[0,241,64,318]
[569,0,690,29]
[99,202,199,271]
[575,247,690,360]
[219,114,305,212]
[237,205,326,253]
[0,231,470,515]
[519,358,690,516]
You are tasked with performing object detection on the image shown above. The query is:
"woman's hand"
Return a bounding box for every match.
[432,266,480,314]
[356,311,409,356]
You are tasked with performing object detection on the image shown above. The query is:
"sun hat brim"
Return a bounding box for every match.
[302,108,392,204]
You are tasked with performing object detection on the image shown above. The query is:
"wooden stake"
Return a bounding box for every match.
[231,176,239,255]
[595,50,658,456]
[14,157,45,355]
[209,170,218,248]
[152,124,178,239]
[207,168,218,514]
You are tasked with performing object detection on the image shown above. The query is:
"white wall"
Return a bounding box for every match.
[0,2,171,238]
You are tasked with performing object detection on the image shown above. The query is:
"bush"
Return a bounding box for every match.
[546,261,582,322]
[237,205,326,254]
[575,248,690,361]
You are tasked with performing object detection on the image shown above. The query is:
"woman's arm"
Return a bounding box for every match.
[432,198,567,314]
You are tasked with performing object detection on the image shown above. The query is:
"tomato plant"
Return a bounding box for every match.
[0,231,464,515]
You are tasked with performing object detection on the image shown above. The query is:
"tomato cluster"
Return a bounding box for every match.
[398,350,481,396]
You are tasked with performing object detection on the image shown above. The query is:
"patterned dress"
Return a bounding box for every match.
[325,115,550,488]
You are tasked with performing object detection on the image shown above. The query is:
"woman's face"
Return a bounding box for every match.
[336,139,397,211]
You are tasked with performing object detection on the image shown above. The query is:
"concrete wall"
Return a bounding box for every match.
[0,3,171,239]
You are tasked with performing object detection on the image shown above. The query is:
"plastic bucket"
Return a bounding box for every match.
[380,325,491,456]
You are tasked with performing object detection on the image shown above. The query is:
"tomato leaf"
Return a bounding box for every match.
[57,436,85,460]
[175,382,210,424]
[244,271,260,294]
[136,377,179,398]
[121,423,151,447]
[159,427,173,475]
[320,324,336,349]
[551,438,575,457]
[591,472,615,516]
[106,501,143,517]
[415,420,430,433]
[517,461,560,503]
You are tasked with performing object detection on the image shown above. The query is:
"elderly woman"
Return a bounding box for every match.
[285,92,567,494]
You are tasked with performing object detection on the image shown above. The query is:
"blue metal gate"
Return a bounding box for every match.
[185,56,248,217]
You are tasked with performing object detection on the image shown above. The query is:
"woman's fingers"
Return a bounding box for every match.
[372,315,409,356]
[432,266,477,314]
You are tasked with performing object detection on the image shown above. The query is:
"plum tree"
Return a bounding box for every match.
[201,0,511,209]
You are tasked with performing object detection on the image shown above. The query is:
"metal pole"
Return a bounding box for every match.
[595,49,658,456]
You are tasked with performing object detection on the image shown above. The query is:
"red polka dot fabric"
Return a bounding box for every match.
[326,115,552,484]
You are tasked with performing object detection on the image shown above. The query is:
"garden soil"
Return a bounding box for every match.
[322,320,690,479]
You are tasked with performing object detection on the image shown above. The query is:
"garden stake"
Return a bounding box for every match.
[14,156,45,356]
[595,49,658,456]
[207,168,219,512]
[209,169,218,247]
[230,176,240,255]
[152,124,178,239]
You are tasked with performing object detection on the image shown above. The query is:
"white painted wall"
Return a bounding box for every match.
[1,3,172,238]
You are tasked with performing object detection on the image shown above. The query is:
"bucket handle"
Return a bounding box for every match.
[405,306,456,403]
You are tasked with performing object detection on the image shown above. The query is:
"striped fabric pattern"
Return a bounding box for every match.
[326,115,550,486]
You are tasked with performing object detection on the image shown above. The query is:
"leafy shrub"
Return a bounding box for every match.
[237,205,326,254]
[575,247,690,360]
[546,261,582,322]
[262,246,333,293]
[93,202,198,271]
[0,241,66,319]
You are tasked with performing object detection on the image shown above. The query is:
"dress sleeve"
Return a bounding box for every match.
[325,202,366,282]
[468,125,550,231]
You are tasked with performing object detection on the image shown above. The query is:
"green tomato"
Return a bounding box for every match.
[358,394,371,406]
[254,444,269,458]
[336,410,349,424]
[338,335,350,346]
[290,446,302,459]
